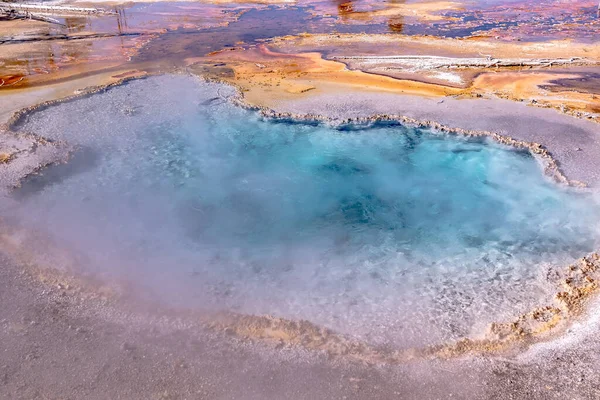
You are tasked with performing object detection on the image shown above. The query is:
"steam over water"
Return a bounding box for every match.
[7,76,600,348]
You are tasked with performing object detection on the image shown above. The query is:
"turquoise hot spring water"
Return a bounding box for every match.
[5,75,600,349]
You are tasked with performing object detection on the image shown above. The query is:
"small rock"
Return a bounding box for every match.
[223,327,235,336]
[121,342,135,352]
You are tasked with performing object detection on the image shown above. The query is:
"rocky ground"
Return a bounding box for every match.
[0,129,70,190]
[2,237,600,400]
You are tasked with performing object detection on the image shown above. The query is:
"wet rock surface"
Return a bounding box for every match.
[0,129,71,191]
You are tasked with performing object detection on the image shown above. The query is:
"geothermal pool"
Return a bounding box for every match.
[6,75,600,348]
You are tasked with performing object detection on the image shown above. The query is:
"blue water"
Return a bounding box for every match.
[7,76,600,348]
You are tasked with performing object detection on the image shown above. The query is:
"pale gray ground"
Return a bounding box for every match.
[2,248,600,400]
[1,75,600,399]
[1,250,600,400]
[271,91,600,186]
[0,129,71,190]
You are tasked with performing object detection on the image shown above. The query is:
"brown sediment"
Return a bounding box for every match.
[206,313,404,364]
[0,74,25,87]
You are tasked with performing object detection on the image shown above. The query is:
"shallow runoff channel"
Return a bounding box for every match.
[4,75,600,350]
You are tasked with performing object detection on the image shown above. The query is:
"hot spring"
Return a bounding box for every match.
[4,75,600,349]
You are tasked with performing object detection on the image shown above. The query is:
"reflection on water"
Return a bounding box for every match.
[0,2,250,87]
[332,0,406,32]
[1,0,599,88]
[387,0,406,33]
[134,6,383,63]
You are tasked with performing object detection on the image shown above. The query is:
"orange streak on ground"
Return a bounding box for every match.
[472,72,581,98]
[472,71,600,119]
[190,45,462,109]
